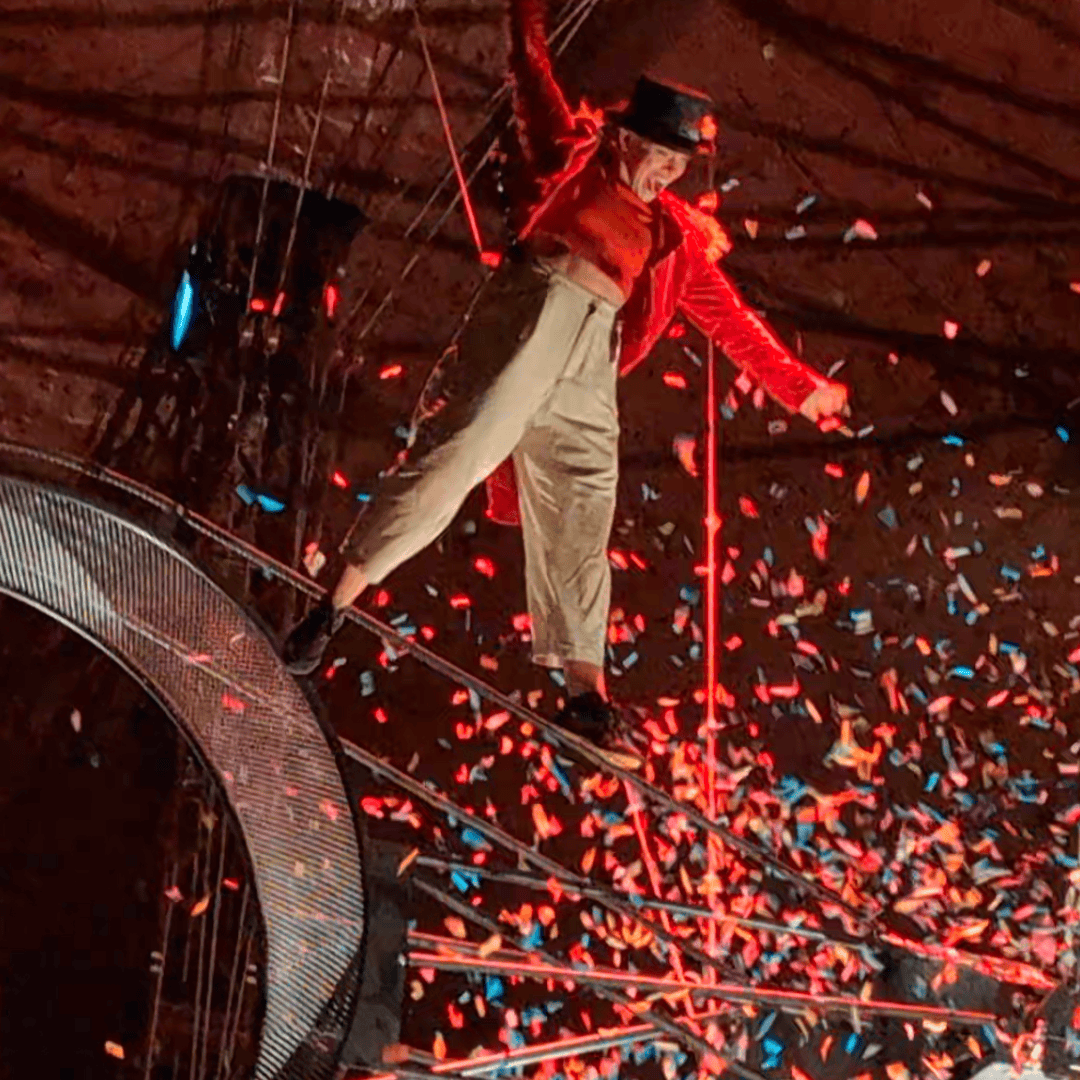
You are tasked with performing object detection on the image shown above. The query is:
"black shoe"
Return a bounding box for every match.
[282,600,345,676]
[553,692,643,771]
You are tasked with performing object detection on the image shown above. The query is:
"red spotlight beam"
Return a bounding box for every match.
[358,1001,744,1080]
[703,331,721,971]
[702,155,722,972]
[407,950,999,1028]
[413,7,494,266]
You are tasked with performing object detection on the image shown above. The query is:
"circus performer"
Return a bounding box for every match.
[282,0,849,767]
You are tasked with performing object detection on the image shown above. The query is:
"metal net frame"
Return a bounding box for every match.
[0,456,365,1080]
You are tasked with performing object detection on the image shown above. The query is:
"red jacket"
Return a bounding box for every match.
[485,0,830,527]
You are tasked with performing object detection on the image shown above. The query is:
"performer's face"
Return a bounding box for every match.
[616,130,692,202]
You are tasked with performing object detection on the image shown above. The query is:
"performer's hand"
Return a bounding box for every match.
[799,381,850,424]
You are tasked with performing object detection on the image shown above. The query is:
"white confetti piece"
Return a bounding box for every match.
[303,542,327,577]
[940,390,958,415]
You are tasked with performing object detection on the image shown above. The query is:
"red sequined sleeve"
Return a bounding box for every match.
[507,0,577,174]
[678,256,827,414]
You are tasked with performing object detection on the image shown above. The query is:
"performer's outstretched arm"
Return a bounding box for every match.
[677,256,847,419]
[506,0,578,173]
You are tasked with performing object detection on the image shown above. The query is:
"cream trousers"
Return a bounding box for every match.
[345,258,621,669]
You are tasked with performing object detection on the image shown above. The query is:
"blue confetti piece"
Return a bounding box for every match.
[877,504,899,529]
[460,828,489,850]
[548,758,573,798]
[623,650,639,668]
[521,923,543,950]
[942,434,965,446]
[679,585,701,605]
[756,1012,778,1040]
[1057,425,1070,443]
[171,270,196,351]
[949,666,975,680]
[235,484,256,506]
[256,493,286,513]
[356,491,372,502]
[925,772,940,792]
[360,671,375,697]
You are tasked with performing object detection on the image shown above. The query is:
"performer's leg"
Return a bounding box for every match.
[283,263,599,674]
[514,300,620,694]
[514,307,639,768]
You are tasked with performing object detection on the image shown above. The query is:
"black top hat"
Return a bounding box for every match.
[611,74,717,156]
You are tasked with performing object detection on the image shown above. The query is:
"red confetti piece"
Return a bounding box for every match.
[331,470,349,488]
[666,322,687,339]
[824,463,844,478]
[738,495,759,518]
[449,594,471,609]
[272,291,286,317]
[249,297,267,312]
[379,364,403,379]
[473,556,496,578]
[374,707,388,724]
[480,250,502,269]
[662,371,688,389]
[221,693,245,713]
[324,283,339,318]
